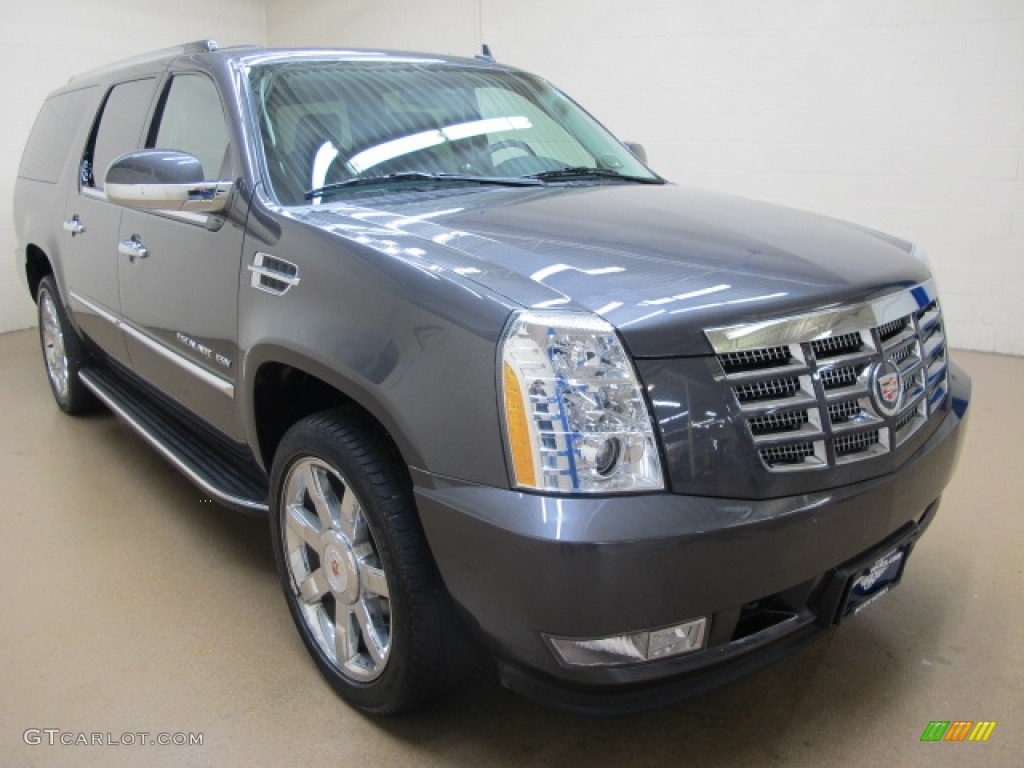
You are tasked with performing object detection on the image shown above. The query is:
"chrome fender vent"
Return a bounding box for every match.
[249,252,300,296]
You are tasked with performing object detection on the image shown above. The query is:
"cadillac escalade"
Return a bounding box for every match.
[14,40,970,714]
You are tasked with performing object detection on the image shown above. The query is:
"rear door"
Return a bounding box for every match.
[63,78,158,366]
[117,71,246,439]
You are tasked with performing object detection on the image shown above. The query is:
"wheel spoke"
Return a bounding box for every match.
[298,568,331,604]
[359,561,390,599]
[338,487,360,540]
[356,599,387,666]
[334,608,358,665]
[304,463,336,529]
[285,503,322,549]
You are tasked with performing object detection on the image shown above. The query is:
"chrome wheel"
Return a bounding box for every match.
[282,457,392,682]
[39,287,70,402]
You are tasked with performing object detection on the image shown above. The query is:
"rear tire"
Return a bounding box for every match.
[269,409,468,714]
[36,275,98,414]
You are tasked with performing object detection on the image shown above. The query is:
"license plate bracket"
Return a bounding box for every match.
[816,524,920,627]
[840,545,910,618]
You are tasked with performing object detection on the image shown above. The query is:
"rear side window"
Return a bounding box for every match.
[19,87,97,183]
[149,74,231,179]
[85,78,157,190]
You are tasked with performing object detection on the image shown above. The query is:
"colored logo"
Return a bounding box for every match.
[920,721,996,742]
[872,361,903,415]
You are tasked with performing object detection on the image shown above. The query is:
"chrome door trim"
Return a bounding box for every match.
[121,322,234,398]
[68,291,234,398]
[69,290,120,325]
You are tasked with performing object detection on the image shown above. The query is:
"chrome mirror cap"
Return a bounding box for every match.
[105,149,233,213]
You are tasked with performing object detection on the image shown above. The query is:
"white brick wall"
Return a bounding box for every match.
[4,2,1021,356]
[0,0,267,333]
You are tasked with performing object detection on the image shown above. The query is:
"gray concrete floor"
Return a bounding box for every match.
[1,327,1021,767]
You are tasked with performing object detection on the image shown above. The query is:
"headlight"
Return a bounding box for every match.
[499,311,664,493]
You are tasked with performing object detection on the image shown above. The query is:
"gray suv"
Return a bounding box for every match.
[14,40,970,715]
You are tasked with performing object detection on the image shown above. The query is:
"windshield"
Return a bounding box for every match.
[248,59,659,205]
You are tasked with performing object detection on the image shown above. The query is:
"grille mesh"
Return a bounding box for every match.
[759,443,816,467]
[749,410,808,435]
[878,317,909,342]
[895,409,918,434]
[819,365,859,390]
[889,345,912,366]
[810,332,862,359]
[719,346,791,373]
[834,430,880,456]
[734,377,800,403]
[713,290,948,472]
[828,399,863,424]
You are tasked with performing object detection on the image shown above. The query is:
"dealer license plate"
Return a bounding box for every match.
[842,546,909,617]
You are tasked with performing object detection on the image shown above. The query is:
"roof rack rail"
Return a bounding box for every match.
[183,39,219,54]
[66,39,223,84]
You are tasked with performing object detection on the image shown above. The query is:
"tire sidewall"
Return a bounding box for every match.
[269,414,420,714]
[37,276,75,412]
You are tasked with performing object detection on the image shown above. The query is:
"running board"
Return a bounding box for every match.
[79,367,269,514]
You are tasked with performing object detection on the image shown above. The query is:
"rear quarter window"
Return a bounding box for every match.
[19,87,98,183]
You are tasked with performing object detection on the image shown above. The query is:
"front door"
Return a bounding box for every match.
[117,72,246,440]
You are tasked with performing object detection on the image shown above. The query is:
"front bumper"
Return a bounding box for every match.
[414,361,970,714]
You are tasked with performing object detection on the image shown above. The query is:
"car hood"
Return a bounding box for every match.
[290,183,930,357]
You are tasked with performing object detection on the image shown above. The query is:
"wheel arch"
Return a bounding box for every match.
[25,243,55,302]
[244,345,423,484]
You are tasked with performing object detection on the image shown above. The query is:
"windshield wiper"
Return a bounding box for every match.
[524,167,664,184]
[305,171,544,200]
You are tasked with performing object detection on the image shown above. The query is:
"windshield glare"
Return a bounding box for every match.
[248,60,657,204]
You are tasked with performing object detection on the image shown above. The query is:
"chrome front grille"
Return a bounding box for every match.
[706,281,949,472]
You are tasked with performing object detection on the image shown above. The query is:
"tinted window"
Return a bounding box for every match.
[20,87,98,183]
[89,78,157,190]
[151,74,231,179]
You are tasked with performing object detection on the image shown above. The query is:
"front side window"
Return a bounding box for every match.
[149,73,232,179]
[85,78,156,190]
[248,60,658,205]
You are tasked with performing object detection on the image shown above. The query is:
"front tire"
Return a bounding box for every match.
[269,410,467,714]
[36,275,97,414]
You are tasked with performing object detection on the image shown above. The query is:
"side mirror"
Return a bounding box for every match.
[624,142,648,164]
[105,150,233,213]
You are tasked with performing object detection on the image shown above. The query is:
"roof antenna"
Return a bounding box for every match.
[476,43,495,63]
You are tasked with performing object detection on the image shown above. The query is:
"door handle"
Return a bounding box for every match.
[118,235,149,263]
[63,216,86,235]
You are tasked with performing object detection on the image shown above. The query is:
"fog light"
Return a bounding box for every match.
[547,617,708,667]
[649,622,707,659]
